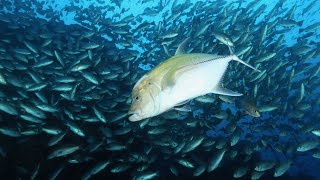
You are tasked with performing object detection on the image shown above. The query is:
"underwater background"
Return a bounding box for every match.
[0,0,320,179]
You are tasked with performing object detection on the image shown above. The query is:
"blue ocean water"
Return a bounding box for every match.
[0,0,319,179]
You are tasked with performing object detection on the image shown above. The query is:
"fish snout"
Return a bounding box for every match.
[256,112,261,117]
[128,113,142,122]
[128,108,143,122]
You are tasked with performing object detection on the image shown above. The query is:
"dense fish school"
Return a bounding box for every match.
[0,0,320,179]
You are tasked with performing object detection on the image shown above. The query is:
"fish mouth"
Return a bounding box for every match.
[128,110,143,122]
[128,113,143,122]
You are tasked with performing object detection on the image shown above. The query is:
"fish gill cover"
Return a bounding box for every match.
[0,0,319,179]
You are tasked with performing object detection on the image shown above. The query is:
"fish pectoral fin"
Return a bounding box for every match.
[161,65,195,90]
[211,85,243,96]
[161,68,176,90]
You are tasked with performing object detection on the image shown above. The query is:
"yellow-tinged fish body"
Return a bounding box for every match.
[128,39,260,121]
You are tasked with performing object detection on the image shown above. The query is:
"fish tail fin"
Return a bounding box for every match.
[232,55,261,72]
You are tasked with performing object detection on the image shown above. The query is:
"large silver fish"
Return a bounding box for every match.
[128,38,260,121]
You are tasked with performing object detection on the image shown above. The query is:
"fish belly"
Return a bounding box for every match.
[162,60,229,109]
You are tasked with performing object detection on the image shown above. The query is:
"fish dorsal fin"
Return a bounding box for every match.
[175,38,190,55]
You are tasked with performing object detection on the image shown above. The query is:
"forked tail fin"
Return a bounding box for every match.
[232,54,261,72]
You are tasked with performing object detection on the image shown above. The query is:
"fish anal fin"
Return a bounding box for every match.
[211,85,243,96]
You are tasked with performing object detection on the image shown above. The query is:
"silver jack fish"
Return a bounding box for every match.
[128,38,260,121]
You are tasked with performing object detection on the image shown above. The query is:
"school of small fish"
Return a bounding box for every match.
[0,0,319,179]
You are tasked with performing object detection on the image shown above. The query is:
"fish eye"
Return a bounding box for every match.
[135,96,141,101]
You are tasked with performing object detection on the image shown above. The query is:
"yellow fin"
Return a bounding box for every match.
[161,65,195,90]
